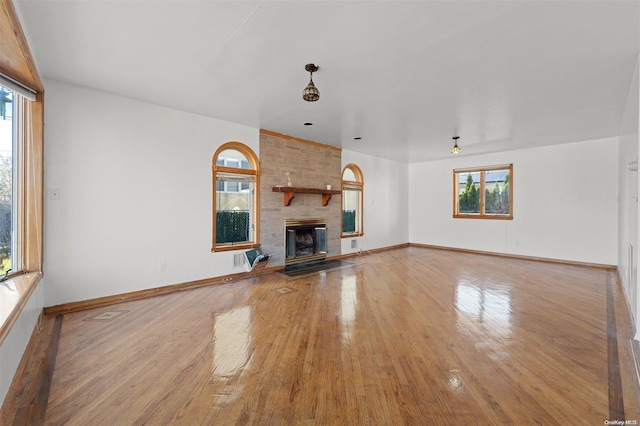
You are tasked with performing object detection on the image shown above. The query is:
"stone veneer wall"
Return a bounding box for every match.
[259,130,342,267]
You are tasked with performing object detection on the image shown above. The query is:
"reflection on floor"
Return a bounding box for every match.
[2,247,639,425]
[281,260,352,277]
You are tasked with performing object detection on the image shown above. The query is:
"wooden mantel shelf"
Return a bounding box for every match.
[272,186,341,206]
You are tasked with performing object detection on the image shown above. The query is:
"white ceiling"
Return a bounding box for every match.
[15,0,640,163]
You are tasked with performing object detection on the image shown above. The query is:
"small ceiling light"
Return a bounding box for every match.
[303,64,319,102]
[451,136,461,154]
[303,122,313,126]
[354,137,362,140]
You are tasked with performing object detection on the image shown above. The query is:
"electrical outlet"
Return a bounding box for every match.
[158,262,166,272]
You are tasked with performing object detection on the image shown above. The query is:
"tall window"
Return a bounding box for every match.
[453,164,513,219]
[0,85,18,274]
[342,163,364,237]
[212,142,260,251]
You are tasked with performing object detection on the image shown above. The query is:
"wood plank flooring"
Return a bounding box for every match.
[2,247,639,425]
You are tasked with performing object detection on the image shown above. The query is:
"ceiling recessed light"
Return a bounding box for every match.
[303,122,313,126]
[354,137,362,140]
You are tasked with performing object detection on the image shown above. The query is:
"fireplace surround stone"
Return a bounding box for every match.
[259,130,341,267]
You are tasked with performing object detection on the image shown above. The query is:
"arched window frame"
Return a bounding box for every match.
[212,142,260,252]
[341,163,364,237]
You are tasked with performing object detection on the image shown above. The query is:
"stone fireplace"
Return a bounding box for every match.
[259,129,342,267]
[285,218,327,268]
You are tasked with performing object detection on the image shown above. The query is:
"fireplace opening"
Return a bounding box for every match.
[294,230,315,256]
[285,218,327,269]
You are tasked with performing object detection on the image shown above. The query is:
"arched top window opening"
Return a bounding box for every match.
[213,142,260,173]
[212,142,260,252]
[342,163,364,237]
[342,163,363,185]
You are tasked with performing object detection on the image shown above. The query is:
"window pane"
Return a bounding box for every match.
[454,164,513,219]
[342,189,359,233]
[218,149,250,169]
[457,172,480,214]
[0,86,14,274]
[216,174,253,244]
[484,169,510,215]
[343,168,356,181]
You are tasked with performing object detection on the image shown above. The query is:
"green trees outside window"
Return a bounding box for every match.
[454,164,512,219]
[485,173,510,215]
[458,172,480,214]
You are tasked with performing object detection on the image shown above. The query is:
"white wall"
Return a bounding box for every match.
[409,138,619,265]
[618,57,640,328]
[42,78,622,308]
[0,280,43,405]
[43,80,259,306]
[341,150,409,254]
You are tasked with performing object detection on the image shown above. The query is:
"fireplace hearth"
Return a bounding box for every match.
[285,218,327,269]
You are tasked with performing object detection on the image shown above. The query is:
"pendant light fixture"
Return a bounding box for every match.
[303,64,320,102]
[451,136,461,154]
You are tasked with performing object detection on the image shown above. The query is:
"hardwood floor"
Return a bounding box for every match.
[2,247,639,425]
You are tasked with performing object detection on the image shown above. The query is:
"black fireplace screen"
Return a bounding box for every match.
[286,225,327,259]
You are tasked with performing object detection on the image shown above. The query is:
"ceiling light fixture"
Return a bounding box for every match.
[303,64,319,102]
[451,136,461,154]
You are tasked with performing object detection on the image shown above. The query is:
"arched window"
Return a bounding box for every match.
[342,163,364,237]
[212,142,260,251]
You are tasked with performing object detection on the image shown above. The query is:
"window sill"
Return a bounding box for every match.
[453,214,513,220]
[0,272,42,346]
[342,232,363,238]
[212,243,260,252]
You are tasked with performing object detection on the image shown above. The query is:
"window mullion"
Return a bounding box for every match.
[480,171,486,216]
[215,165,256,176]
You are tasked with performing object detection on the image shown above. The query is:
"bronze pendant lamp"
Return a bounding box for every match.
[303,64,320,102]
